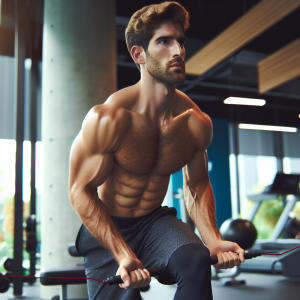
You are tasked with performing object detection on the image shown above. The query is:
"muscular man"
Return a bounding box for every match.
[69,2,245,300]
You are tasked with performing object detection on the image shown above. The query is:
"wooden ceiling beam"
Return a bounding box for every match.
[258,38,300,93]
[186,0,300,76]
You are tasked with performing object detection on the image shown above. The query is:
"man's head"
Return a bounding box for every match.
[125,2,189,84]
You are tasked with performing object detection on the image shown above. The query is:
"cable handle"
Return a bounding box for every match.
[105,251,263,285]
[211,251,263,264]
[103,266,169,285]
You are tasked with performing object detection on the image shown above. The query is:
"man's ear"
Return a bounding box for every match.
[131,46,146,65]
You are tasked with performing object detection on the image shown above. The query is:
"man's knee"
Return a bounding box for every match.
[168,244,211,282]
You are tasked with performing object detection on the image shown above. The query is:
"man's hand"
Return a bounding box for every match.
[116,257,151,289]
[207,240,245,270]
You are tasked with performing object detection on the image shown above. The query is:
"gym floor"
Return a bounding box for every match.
[0,272,299,300]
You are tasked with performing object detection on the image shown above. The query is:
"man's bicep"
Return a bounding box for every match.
[69,134,114,194]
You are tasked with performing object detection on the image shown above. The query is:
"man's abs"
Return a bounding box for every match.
[98,164,170,218]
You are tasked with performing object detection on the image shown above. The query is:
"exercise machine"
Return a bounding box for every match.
[242,173,300,273]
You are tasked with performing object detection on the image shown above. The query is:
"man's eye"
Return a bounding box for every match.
[159,40,169,45]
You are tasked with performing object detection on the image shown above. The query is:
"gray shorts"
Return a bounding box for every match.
[76,206,203,300]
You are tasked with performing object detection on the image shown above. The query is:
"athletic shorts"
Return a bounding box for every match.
[76,206,203,300]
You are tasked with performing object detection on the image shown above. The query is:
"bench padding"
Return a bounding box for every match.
[40,266,86,285]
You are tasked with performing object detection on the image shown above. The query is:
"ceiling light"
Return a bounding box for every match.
[224,97,266,106]
[239,124,297,133]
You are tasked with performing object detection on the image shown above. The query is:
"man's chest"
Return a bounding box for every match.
[114,116,197,176]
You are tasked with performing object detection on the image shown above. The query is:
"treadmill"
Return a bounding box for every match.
[241,173,300,273]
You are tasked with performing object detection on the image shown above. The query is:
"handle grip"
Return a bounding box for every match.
[103,266,169,285]
[211,251,262,264]
[104,251,262,285]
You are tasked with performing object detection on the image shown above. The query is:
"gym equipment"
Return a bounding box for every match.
[25,214,38,284]
[1,245,299,298]
[243,172,300,273]
[282,214,300,239]
[1,219,38,294]
[5,272,14,284]
[1,258,36,294]
[0,273,10,293]
[3,258,13,272]
[25,215,37,253]
[220,218,257,250]
[271,245,300,278]
[211,218,257,285]
[40,266,87,300]
[40,244,86,300]
[102,245,300,285]
[248,173,300,240]
[40,245,268,300]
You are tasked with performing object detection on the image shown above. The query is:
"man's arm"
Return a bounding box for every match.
[184,112,245,269]
[69,106,150,288]
[183,152,220,244]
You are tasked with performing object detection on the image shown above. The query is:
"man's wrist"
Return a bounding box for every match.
[204,236,222,247]
[115,251,137,264]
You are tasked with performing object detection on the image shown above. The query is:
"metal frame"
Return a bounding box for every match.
[13,0,26,296]
[270,196,299,240]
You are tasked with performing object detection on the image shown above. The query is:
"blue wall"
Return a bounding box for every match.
[169,118,232,227]
[171,170,183,219]
[207,118,232,228]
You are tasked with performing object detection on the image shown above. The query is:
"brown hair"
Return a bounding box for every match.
[125,2,190,70]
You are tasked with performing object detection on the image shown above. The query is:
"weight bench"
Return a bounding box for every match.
[41,244,151,300]
[40,244,86,300]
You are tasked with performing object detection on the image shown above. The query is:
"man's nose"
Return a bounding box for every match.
[172,41,184,58]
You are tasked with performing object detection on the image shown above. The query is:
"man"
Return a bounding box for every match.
[68,2,245,300]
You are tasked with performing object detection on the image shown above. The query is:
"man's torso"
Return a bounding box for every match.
[97,87,205,218]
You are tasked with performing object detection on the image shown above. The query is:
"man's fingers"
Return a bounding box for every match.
[215,251,241,269]
[236,248,245,262]
[216,253,229,269]
[227,251,240,267]
[223,252,234,269]
[141,268,151,286]
[129,270,140,288]
[131,269,151,288]
[144,268,151,285]
[119,272,131,289]
[232,251,241,266]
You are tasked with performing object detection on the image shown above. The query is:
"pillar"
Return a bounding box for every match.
[41,0,116,298]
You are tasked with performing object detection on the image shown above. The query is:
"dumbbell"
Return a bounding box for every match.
[3,258,13,272]
[0,273,10,293]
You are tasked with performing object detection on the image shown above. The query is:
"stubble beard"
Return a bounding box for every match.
[146,52,186,85]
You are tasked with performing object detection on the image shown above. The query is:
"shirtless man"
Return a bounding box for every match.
[68,2,245,300]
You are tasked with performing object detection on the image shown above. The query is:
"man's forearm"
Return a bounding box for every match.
[69,187,135,263]
[184,180,221,246]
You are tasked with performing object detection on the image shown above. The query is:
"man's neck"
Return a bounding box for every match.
[136,72,176,125]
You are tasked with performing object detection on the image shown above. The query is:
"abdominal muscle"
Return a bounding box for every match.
[97,165,170,218]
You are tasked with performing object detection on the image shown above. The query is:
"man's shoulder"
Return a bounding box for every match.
[175,89,212,127]
[82,105,127,137]
[87,84,139,126]
[176,90,212,150]
[80,103,132,154]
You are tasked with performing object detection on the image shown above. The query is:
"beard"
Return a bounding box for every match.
[146,52,186,85]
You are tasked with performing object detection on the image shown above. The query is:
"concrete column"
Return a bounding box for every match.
[41,1,116,298]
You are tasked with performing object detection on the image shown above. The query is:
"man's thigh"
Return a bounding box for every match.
[137,214,203,269]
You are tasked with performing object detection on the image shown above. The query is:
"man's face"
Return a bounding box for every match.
[145,22,186,85]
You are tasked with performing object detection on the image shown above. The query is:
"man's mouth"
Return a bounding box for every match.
[170,63,184,68]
